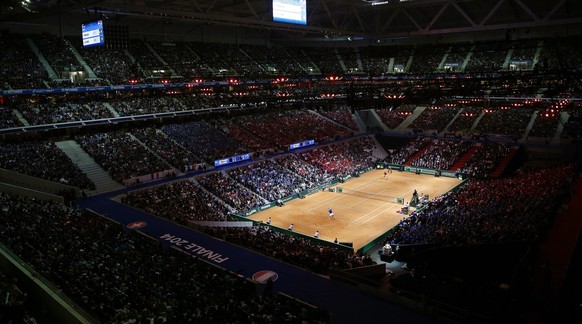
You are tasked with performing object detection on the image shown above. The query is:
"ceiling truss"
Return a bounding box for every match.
[1,0,581,41]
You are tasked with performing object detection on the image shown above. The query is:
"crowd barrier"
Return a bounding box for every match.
[0,168,80,198]
[0,182,64,204]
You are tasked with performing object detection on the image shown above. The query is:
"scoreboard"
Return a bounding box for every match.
[82,20,105,48]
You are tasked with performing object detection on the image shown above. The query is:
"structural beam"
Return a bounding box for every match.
[451,1,476,27]
[479,0,505,26]
[425,3,449,31]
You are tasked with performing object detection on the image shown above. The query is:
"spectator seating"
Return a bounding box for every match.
[75,131,169,183]
[0,141,95,190]
[0,192,328,323]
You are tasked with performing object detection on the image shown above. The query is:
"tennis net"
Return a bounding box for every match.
[336,187,401,203]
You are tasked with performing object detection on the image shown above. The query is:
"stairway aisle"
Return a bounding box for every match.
[449,144,480,172]
[404,142,433,166]
[55,140,124,195]
[489,146,519,178]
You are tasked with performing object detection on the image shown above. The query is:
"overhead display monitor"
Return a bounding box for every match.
[273,0,307,25]
[82,19,105,48]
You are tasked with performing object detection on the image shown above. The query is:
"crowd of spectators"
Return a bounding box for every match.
[561,105,582,141]
[547,37,582,71]
[175,92,221,110]
[31,34,81,77]
[18,100,114,125]
[0,141,95,190]
[409,139,472,170]
[109,94,184,116]
[46,79,109,89]
[162,121,248,163]
[509,40,538,70]
[122,179,230,223]
[474,106,536,138]
[130,127,205,171]
[0,192,328,323]
[408,45,447,74]
[0,31,48,90]
[298,136,377,178]
[215,43,265,77]
[302,47,343,75]
[70,35,138,85]
[359,46,412,75]
[227,159,309,202]
[458,143,512,178]
[149,41,214,78]
[390,163,574,246]
[528,110,561,138]
[4,34,582,90]
[338,47,361,74]
[489,78,543,97]
[527,101,571,138]
[442,44,472,71]
[275,154,333,186]
[375,104,417,129]
[316,105,359,130]
[0,105,23,129]
[197,171,266,212]
[386,136,433,165]
[191,43,236,77]
[446,106,482,133]
[211,116,274,154]
[129,39,173,78]
[202,225,375,275]
[240,44,306,76]
[216,109,352,152]
[76,131,170,183]
[410,105,460,132]
[464,41,509,72]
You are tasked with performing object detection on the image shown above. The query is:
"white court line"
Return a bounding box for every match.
[354,185,426,225]
[356,201,402,224]
[304,177,425,224]
[351,199,395,225]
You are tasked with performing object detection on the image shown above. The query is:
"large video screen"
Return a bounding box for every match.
[82,20,105,48]
[273,0,306,25]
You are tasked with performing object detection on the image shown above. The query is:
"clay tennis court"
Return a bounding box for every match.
[247,169,464,251]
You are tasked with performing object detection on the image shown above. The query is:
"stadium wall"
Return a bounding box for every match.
[0,168,80,198]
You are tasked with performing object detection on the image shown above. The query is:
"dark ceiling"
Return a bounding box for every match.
[2,0,582,42]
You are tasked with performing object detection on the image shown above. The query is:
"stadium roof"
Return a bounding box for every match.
[2,0,582,42]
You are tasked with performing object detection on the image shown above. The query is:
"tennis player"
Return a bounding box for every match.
[328,207,334,219]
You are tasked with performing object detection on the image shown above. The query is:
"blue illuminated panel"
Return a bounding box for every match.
[289,139,315,150]
[273,0,307,25]
[82,20,105,48]
[214,153,252,167]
